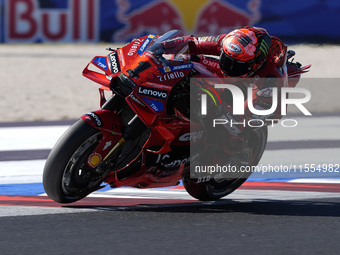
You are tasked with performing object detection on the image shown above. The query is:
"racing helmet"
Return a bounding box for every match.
[219,26,271,77]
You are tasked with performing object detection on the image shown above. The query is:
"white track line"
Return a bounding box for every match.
[0,116,340,151]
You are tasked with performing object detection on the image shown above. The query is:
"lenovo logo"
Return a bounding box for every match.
[138,86,167,99]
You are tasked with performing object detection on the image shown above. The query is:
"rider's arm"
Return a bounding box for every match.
[161,35,226,56]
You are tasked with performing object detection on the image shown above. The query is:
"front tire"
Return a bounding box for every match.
[43,119,103,203]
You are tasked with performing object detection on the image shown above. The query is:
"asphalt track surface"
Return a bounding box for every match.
[1,197,340,255]
[1,118,340,255]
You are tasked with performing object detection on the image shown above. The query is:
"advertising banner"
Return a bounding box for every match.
[1,0,339,43]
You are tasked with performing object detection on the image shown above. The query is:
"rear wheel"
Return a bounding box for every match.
[43,120,104,203]
[183,127,268,201]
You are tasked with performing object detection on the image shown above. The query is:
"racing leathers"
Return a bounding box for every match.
[162,34,290,138]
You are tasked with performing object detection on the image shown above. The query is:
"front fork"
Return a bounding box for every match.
[81,93,146,172]
[103,114,146,161]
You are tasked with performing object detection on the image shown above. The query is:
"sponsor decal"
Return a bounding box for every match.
[157,71,185,82]
[108,51,121,73]
[5,0,98,42]
[198,36,216,42]
[86,112,103,127]
[137,35,155,55]
[179,131,204,142]
[93,56,108,70]
[138,86,168,99]
[198,36,208,41]
[226,42,242,53]
[88,153,102,167]
[144,51,161,65]
[142,97,164,112]
[129,94,146,107]
[237,35,252,47]
[103,141,112,151]
[202,59,219,69]
[155,153,199,168]
[145,82,172,91]
[5,1,262,44]
[163,67,171,72]
[159,63,193,73]
[172,63,193,71]
[260,40,270,55]
[196,175,211,183]
[127,38,143,56]
[137,38,151,55]
[117,48,126,67]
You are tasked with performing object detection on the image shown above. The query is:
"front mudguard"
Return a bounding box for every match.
[80,110,123,168]
[81,110,122,134]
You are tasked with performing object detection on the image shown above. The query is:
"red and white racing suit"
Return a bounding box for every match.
[162,34,289,137]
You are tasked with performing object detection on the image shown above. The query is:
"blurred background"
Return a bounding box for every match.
[1,0,339,122]
[1,3,340,254]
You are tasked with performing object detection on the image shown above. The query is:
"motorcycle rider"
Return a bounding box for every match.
[161,26,300,153]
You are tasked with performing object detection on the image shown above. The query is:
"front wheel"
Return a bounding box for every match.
[43,120,104,203]
[183,126,268,201]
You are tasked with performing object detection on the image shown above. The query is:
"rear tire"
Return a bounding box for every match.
[183,127,268,201]
[43,120,103,203]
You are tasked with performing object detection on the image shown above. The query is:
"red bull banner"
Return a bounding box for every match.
[1,0,340,43]
[1,0,98,42]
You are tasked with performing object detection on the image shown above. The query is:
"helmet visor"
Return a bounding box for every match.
[220,52,254,77]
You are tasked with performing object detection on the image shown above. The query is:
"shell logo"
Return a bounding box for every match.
[88,153,102,167]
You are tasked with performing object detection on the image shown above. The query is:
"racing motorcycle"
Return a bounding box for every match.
[43,30,311,203]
